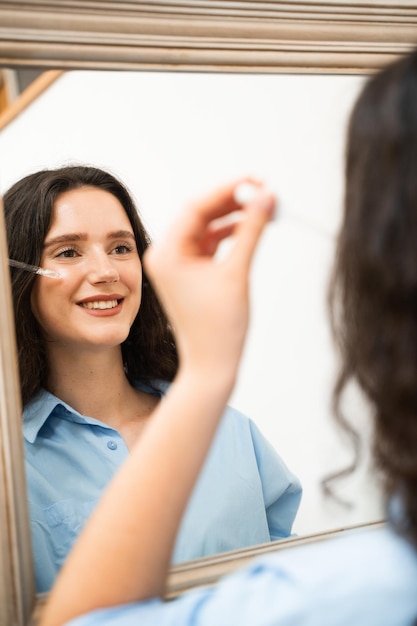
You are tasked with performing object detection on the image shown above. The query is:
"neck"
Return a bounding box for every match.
[45,345,136,422]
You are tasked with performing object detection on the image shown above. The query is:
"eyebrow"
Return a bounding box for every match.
[43,230,136,249]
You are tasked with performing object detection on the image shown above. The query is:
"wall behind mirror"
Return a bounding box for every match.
[0,68,384,545]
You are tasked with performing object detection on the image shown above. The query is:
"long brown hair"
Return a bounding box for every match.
[4,165,178,405]
[329,49,417,544]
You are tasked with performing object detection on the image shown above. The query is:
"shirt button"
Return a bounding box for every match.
[107,440,117,451]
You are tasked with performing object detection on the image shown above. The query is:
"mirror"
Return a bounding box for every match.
[1,2,416,624]
[0,66,381,535]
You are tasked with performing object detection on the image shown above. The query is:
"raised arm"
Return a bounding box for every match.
[40,180,276,626]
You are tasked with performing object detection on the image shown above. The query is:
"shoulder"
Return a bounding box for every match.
[207,525,417,625]
[208,404,265,456]
[232,525,417,623]
[147,379,254,435]
[261,524,417,585]
[66,526,417,626]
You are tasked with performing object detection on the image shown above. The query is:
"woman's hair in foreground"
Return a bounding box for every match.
[329,48,417,544]
[4,165,178,405]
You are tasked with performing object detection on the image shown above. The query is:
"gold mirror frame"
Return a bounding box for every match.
[0,2,416,624]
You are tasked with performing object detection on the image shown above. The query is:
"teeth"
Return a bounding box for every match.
[81,299,118,310]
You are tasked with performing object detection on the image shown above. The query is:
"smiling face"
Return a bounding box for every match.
[30,186,143,355]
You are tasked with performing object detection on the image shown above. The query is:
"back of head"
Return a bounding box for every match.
[329,48,417,544]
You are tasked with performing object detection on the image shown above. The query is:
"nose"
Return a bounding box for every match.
[87,252,120,284]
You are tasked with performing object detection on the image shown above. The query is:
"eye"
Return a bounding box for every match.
[55,247,80,259]
[111,244,135,255]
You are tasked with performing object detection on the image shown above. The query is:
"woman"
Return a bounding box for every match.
[38,46,417,626]
[4,166,301,593]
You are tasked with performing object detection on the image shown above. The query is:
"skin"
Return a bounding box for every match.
[31,186,142,351]
[39,179,276,626]
[31,186,159,447]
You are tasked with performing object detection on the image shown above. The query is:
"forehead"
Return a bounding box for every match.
[48,186,132,234]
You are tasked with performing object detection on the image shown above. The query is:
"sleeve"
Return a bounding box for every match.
[248,419,302,540]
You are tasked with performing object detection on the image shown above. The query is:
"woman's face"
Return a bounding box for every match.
[31,186,143,354]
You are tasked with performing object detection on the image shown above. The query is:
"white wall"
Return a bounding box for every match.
[0,70,384,537]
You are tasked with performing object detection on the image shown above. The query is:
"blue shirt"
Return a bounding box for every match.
[65,525,417,626]
[24,380,302,593]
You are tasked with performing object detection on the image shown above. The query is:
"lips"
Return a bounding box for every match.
[77,294,124,310]
[80,299,119,310]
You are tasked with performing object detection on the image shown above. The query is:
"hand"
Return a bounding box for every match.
[143,179,276,387]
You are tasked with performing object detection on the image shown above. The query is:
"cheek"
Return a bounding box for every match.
[129,263,143,312]
[131,278,143,320]
[30,282,43,324]
[125,283,142,329]
[29,282,54,340]
[29,279,63,333]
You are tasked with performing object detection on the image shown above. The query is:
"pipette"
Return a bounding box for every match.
[8,258,61,279]
[234,182,335,241]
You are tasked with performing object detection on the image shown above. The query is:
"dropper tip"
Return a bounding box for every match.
[36,268,61,279]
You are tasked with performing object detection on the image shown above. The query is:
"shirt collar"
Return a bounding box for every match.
[22,379,169,444]
[23,389,86,444]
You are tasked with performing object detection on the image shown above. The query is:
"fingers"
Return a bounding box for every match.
[199,222,238,257]
[173,178,262,241]
[227,189,276,271]
[144,179,276,277]
[201,187,276,260]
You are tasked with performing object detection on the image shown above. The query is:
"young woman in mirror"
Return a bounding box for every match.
[4,165,301,594]
[36,45,417,626]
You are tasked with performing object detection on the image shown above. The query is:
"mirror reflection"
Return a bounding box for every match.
[0,69,384,592]
[4,163,302,593]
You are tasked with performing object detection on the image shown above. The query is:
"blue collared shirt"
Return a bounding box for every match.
[65,525,417,626]
[24,380,302,592]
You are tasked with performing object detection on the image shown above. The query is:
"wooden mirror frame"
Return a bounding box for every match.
[0,2,415,624]
[1,1,417,73]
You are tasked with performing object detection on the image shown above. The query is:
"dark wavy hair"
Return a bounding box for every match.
[328,48,417,545]
[4,165,178,406]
